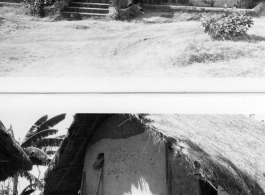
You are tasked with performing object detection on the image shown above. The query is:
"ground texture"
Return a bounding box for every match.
[1,6,265,77]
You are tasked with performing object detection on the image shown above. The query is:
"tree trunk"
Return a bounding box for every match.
[12,173,18,195]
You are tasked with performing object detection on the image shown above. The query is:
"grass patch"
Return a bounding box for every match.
[175,39,265,66]
[0,6,29,16]
[0,5,43,21]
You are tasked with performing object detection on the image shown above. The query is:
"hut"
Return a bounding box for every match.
[44,114,265,195]
[0,121,33,181]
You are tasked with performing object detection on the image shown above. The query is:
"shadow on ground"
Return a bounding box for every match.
[248,34,265,42]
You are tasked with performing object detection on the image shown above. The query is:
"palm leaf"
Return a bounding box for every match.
[21,129,58,148]
[20,183,40,195]
[36,137,64,148]
[20,188,35,195]
[37,114,66,132]
[55,135,65,139]
[19,171,43,188]
[45,150,57,155]
[23,115,48,143]
[25,147,51,166]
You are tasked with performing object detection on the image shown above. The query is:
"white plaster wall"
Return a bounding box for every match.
[83,132,167,195]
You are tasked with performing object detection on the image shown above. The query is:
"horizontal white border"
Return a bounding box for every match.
[1,78,265,93]
[1,94,265,114]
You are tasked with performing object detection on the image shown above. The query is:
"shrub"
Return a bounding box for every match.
[24,0,54,16]
[200,9,254,40]
[110,4,143,20]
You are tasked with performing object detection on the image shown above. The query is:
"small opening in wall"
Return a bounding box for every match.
[93,153,104,170]
[199,180,217,195]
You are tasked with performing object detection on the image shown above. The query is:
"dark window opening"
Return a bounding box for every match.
[199,180,217,195]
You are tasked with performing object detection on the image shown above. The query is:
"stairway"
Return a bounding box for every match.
[62,0,110,17]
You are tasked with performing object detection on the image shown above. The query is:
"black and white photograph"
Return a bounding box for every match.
[1,95,265,195]
[0,0,265,77]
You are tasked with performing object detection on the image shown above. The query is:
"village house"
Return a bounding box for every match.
[44,114,265,195]
[0,121,33,181]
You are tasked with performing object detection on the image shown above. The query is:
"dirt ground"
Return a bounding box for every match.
[0,6,265,77]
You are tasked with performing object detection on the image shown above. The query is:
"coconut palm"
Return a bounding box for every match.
[8,114,66,195]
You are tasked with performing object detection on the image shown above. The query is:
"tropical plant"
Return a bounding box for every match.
[7,114,66,195]
[200,9,254,40]
[0,179,13,195]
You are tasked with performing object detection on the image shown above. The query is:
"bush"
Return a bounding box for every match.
[110,4,143,20]
[200,9,254,40]
[24,0,54,16]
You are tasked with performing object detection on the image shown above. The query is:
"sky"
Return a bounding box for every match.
[0,112,75,194]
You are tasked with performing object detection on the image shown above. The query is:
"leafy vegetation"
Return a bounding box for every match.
[200,9,254,40]
[23,0,54,16]
[0,179,12,195]
[5,114,66,195]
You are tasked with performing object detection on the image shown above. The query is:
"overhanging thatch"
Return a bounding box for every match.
[0,121,33,181]
[44,114,265,195]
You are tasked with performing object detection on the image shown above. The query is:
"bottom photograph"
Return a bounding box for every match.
[1,114,265,195]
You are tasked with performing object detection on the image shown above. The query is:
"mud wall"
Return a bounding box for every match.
[189,0,252,8]
[83,132,167,195]
[168,151,201,195]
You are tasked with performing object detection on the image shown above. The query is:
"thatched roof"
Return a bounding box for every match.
[44,114,265,195]
[0,121,33,181]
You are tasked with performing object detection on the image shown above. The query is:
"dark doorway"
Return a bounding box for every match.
[199,180,217,195]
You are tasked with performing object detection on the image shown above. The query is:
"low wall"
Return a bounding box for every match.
[189,0,252,8]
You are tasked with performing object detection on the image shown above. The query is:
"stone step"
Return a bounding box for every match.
[69,2,109,9]
[61,11,109,17]
[64,6,109,13]
[71,0,109,4]
[0,2,22,6]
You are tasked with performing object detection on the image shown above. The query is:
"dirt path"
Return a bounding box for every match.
[1,8,265,77]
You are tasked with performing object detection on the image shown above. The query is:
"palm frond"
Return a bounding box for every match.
[55,135,65,139]
[19,171,43,188]
[23,115,48,143]
[36,136,64,148]
[45,150,57,156]
[25,147,51,166]
[20,188,35,195]
[21,129,58,148]
[37,114,66,132]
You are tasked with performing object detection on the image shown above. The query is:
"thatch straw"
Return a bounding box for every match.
[0,121,33,181]
[140,114,265,195]
[44,114,265,195]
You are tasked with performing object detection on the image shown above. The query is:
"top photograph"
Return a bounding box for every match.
[0,0,264,77]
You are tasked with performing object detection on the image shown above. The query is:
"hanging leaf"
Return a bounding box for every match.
[36,137,64,148]
[55,135,65,139]
[25,147,51,166]
[20,184,39,195]
[19,171,43,188]
[23,115,48,143]
[21,129,58,148]
[45,150,57,156]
